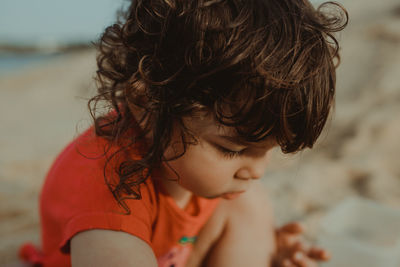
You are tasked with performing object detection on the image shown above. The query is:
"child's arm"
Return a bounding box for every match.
[70,229,158,267]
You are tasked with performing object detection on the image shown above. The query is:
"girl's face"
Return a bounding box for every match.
[161,115,277,200]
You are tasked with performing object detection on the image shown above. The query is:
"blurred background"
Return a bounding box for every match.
[0,0,399,265]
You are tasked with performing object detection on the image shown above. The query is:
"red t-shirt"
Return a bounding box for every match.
[20,128,220,267]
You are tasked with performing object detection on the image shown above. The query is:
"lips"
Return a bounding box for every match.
[221,191,245,200]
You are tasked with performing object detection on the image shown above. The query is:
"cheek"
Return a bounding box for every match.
[174,147,236,189]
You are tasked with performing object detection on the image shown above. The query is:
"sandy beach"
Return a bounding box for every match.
[1,0,400,265]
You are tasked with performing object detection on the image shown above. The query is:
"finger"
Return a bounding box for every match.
[282,258,296,267]
[278,222,304,235]
[278,232,298,247]
[277,230,305,248]
[292,241,305,251]
[277,238,305,256]
[293,252,323,267]
[307,247,331,261]
[292,252,308,267]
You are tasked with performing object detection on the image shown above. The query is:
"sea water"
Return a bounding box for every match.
[0,52,63,76]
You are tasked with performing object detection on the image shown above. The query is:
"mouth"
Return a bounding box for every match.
[220,191,245,200]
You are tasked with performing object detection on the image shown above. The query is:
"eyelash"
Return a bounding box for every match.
[215,145,245,158]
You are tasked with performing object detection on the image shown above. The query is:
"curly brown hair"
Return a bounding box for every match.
[89,0,348,212]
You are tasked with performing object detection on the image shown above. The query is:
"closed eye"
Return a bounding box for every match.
[213,144,246,159]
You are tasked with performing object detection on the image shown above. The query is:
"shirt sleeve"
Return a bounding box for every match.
[40,133,157,254]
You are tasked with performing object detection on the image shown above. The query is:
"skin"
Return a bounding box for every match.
[273,223,331,267]
[185,180,277,267]
[159,114,277,208]
[71,114,329,267]
[161,115,329,267]
[71,230,158,267]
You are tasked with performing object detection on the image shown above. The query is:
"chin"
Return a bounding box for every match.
[199,192,224,199]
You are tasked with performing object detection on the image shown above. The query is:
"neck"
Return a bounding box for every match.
[160,176,193,210]
[131,108,194,209]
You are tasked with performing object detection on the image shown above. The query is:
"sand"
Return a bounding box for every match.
[1,0,400,265]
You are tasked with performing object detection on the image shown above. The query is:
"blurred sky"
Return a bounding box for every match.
[1,0,327,45]
[0,0,125,45]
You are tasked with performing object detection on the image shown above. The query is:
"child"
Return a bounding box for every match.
[19,0,347,266]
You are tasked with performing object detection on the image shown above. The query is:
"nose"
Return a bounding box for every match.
[234,154,269,180]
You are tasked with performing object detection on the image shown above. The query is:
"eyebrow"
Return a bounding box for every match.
[218,135,251,146]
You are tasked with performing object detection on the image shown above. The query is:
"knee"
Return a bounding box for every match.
[213,181,277,264]
[225,180,274,224]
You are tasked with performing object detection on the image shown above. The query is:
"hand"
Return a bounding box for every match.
[271,222,330,267]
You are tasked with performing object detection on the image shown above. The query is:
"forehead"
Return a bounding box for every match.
[183,113,276,147]
[183,112,233,136]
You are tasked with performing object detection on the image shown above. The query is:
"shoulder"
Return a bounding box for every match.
[40,128,159,253]
[42,128,117,208]
[42,127,154,207]
[41,127,157,213]
[44,128,109,185]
